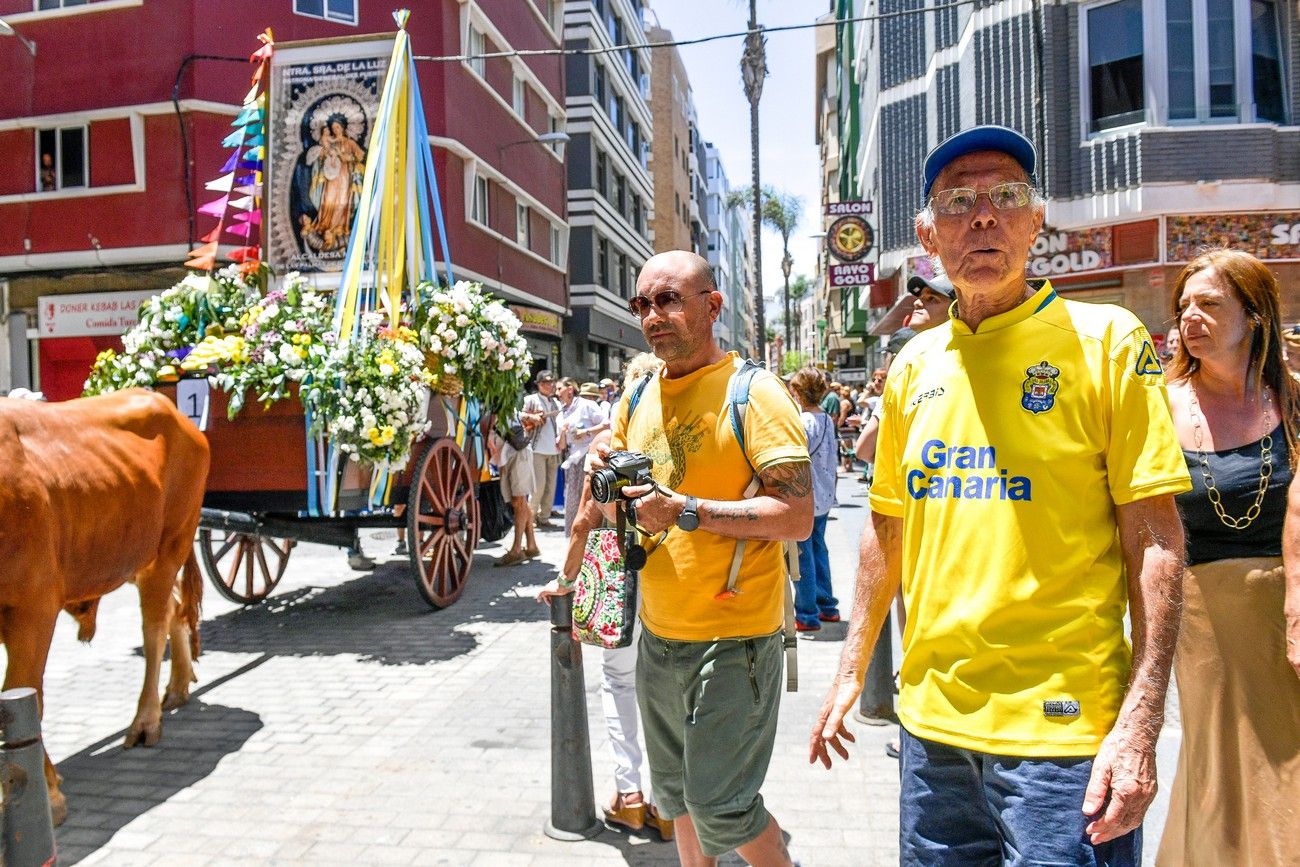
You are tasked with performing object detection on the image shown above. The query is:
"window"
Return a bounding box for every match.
[595,64,607,108]
[293,0,357,25]
[609,93,622,132]
[1252,0,1285,122]
[595,152,608,198]
[517,203,531,248]
[1086,0,1144,131]
[472,173,490,224]
[615,174,626,218]
[618,252,629,296]
[597,237,610,287]
[468,26,486,77]
[512,74,526,117]
[36,126,86,191]
[1165,0,1286,123]
[548,114,563,154]
[631,194,643,234]
[550,225,563,265]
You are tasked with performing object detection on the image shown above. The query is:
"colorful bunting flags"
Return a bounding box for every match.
[185,28,273,271]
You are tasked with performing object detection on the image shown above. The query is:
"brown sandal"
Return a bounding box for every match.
[646,804,674,841]
[603,792,646,831]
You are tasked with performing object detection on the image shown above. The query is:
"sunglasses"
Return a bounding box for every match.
[627,289,712,317]
[930,182,1033,216]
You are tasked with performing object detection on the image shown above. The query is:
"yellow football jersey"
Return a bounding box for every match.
[869,281,1191,756]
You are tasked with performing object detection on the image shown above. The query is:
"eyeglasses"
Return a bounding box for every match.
[627,289,712,317]
[929,182,1033,216]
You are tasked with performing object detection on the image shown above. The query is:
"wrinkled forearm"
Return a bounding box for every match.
[839,511,902,681]
[1114,496,1185,746]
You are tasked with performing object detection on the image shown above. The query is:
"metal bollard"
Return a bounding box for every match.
[854,615,897,725]
[1,687,57,866]
[543,595,603,841]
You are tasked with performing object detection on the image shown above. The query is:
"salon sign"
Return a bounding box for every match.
[1026,227,1113,277]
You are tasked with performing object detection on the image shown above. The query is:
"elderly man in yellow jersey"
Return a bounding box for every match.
[810,126,1190,866]
[593,250,811,867]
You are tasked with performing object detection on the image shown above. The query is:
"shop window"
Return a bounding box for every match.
[293,0,357,25]
[472,173,490,224]
[36,126,86,192]
[1085,0,1144,131]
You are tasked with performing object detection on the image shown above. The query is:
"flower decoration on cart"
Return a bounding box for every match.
[413,279,532,420]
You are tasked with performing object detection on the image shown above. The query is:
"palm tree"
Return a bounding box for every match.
[740,0,767,360]
[761,187,802,351]
[788,273,811,353]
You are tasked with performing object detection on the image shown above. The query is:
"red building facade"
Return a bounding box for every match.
[0,0,568,399]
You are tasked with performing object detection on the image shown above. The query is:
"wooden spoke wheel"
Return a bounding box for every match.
[407,437,479,609]
[197,529,297,605]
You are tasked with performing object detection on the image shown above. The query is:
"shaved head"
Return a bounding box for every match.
[639,250,717,294]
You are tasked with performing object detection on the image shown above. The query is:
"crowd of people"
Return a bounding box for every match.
[502,124,1298,867]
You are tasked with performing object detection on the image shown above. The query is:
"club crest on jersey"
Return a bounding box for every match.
[1021,361,1060,414]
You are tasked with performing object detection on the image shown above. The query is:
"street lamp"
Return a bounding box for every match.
[0,18,36,56]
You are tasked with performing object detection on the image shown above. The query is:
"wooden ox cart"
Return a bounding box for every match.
[161,384,486,609]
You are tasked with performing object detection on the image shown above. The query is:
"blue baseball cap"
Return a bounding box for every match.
[923,125,1037,200]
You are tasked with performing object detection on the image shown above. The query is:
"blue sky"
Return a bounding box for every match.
[644,0,827,302]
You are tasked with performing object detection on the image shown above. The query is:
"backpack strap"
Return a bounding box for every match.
[626,371,654,421]
[721,357,800,691]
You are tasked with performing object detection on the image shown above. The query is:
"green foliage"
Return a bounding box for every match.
[780,351,810,375]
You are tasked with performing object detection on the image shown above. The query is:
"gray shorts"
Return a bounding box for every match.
[499,449,534,501]
[636,628,783,857]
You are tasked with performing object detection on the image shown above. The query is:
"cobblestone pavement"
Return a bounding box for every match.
[21,475,1177,865]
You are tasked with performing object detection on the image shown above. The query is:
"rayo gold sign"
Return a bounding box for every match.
[827,215,874,263]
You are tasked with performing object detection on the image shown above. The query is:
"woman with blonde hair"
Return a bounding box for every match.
[1157,248,1300,866]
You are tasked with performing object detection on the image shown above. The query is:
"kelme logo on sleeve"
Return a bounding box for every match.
[1135,340,1164,376]
[1043,699,1081,717]
[1021,361,1060,414]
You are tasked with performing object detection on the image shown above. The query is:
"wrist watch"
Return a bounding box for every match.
[676,494,700,531]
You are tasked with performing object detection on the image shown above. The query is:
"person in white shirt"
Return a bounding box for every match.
[523,370,563,528]
[557,379,610,535]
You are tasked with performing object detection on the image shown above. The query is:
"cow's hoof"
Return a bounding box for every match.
[161,687,190,711]
[123,722,162,749]
[49,790,67,827]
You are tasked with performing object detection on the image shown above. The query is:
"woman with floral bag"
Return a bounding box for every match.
[536,355,672,841]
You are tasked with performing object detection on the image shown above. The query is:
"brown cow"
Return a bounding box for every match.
[0,389,210,825]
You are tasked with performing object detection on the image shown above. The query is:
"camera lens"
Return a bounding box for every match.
[590,469,614,504]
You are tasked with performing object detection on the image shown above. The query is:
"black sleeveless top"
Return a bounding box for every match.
[1176,423,1291,565]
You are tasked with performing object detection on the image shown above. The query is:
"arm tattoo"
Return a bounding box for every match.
[706,501,760,522]
[758,460,812,499]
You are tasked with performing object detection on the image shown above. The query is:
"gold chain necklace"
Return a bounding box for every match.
[1188,384,1273,530]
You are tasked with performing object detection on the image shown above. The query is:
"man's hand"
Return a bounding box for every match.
[619,482,682,535]
[1081,729,1159,844]
[809,672,860,769]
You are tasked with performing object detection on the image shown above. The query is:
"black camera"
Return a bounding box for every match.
[590,450,654,503]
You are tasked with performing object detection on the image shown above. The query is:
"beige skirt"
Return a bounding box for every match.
[1157,557,1300,866]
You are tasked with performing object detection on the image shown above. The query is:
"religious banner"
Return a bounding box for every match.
[1167,212,1300,262]
[267,36,393,274]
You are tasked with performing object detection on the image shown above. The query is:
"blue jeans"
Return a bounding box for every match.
[794,513,838,627]
[899,728,1141,866]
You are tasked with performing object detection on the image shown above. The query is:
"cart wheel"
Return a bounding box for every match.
[407,437,480,609]
[197,529,296,604]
